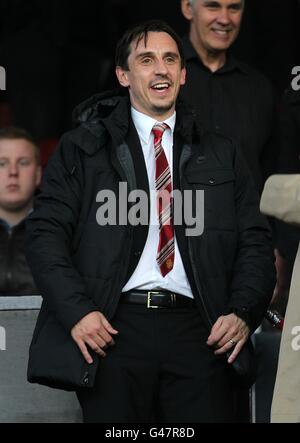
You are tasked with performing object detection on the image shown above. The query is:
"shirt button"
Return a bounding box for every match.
[197,155,205,164]
[215,125,221,131]
[134,251,142,258]
[209,178,215,185]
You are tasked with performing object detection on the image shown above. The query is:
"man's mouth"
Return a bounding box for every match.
[150,82,171,92]
[7,184,19,191]
[211,28,232,37]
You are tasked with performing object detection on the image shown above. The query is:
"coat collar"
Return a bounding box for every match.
[69,88,201,156]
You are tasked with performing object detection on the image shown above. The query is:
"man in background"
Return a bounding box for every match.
[0,127,41,294]
[180,0,278,194]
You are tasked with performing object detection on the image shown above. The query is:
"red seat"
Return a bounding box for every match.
[0,103,13,128]
[39,138,59,169]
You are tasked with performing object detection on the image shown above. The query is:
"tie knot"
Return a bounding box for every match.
[152,123,168,143]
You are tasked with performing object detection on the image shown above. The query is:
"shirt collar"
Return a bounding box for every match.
[0,218,10,231]
[131,107,176,145]
[182,34,249,75]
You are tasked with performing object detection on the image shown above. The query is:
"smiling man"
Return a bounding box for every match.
[116,30,186,119]
[182,0,244,71]
[0,127,41,295]
[180,0,278,194]
[26,20,275,423]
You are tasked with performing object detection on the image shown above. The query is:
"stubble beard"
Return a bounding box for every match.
[151,99,175,116]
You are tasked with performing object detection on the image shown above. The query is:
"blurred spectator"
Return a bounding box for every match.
[260,86,300,423]
[272,87,300,311]
[261,174,300,423]
[0,127,41,295]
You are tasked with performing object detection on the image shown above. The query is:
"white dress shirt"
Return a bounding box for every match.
[122,107,193,299]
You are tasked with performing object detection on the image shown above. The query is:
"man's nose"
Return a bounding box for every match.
[154,59,168,76]
[8,164,19,177]
[217,8,231,25]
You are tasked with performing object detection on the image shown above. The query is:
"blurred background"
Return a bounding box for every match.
[0,0,299,146]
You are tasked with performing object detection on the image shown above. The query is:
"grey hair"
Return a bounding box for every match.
[189,0,245,6]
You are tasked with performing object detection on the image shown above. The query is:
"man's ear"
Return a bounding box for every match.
[181,0,194,21]
[35,165,42,188]
[180,67,187,86]
[116,66,130,88]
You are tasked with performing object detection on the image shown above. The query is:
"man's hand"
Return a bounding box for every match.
[207,314,250,364]
[71,312,119,364]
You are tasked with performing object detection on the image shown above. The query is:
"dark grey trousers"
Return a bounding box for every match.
[76,303,238,423]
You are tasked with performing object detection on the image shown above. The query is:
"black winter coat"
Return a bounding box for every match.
[26,91,276,389]
[0,219,37,295]
[180,36,279,195]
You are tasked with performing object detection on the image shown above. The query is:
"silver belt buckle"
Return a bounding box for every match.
[147,291,161,309]
[147,291,177,309]
[171,293,177,306]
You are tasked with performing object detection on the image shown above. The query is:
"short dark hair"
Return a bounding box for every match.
[115,20,185,71]
[0,127,40,164]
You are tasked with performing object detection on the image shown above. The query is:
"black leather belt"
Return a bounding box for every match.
[121,290,195,309]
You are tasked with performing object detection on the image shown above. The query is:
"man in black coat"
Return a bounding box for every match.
[26,20,275,423]
[180,0,278,194]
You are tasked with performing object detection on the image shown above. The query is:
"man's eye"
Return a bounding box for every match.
[230,5,242,12]
[0,161,7,167]
[206,3,219,10]
[141,58,152,65]
[19,159,30,166]
[165,57,175,64]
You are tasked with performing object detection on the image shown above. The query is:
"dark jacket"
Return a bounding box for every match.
[180,36,279,194]
[0,218,38,295]
[26,90,276,388]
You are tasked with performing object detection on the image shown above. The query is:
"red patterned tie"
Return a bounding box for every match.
[152,123,175,277]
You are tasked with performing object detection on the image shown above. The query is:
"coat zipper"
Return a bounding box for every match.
[187,239,213,328]
[105,141,136,320]
[179,144,214,328]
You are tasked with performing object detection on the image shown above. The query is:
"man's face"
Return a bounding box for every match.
[116,31,186,120]
[0,139,41,212]
[182,0,244,54]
